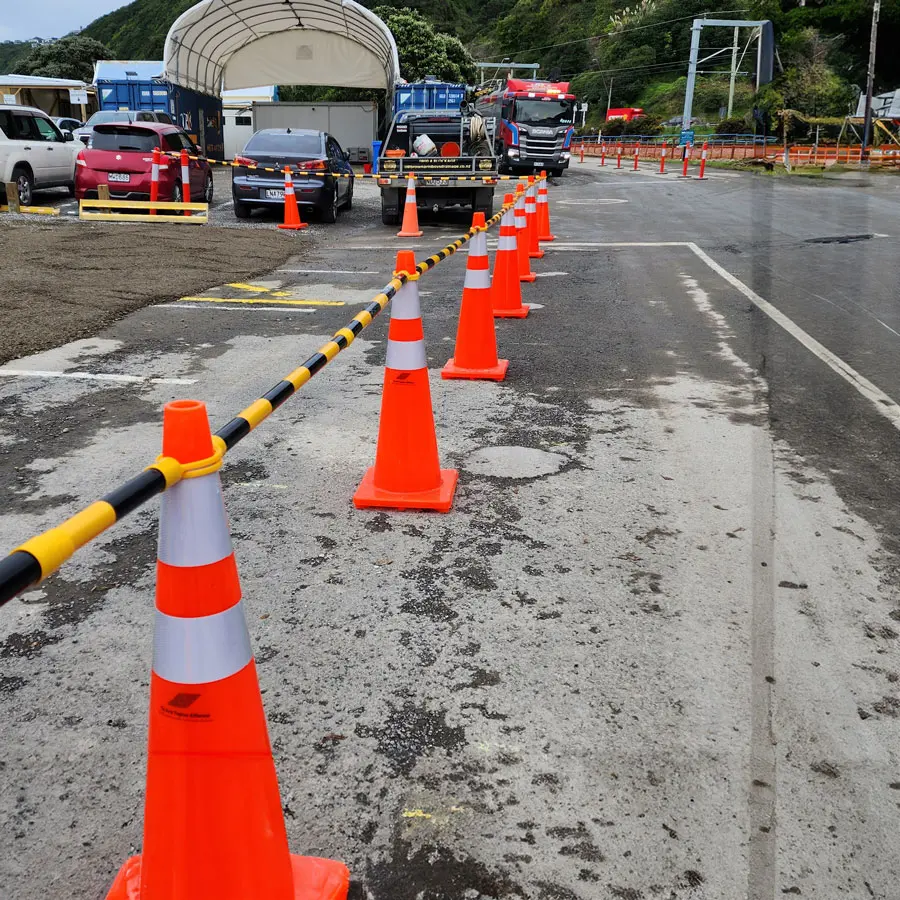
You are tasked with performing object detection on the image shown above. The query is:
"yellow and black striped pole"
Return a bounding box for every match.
[0,201,512,607]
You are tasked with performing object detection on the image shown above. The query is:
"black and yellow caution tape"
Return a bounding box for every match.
[0,201,513,606]
[161,151,529,182]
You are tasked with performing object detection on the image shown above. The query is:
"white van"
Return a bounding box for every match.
[0,105,81,205]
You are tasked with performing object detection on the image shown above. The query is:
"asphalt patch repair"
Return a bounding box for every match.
[0,221,301,364]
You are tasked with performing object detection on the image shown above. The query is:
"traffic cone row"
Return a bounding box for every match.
[357,171,557,510]
[111,176,559,899]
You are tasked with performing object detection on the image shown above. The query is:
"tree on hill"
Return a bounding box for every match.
[17,35,111,83]
[373,6,477,83]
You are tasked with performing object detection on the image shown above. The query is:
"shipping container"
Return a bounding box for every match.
[393,80,466,115]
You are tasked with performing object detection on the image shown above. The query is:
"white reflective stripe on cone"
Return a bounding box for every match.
[464,267,491,289]
[470,230,487,257]
[386,338,427,370]
[158,474,234,568]
[153,600,253,685]
[151,164,160,180]
[390,280,421,320]
[498,235,517,250]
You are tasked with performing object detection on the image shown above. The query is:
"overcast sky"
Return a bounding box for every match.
[1,1,127,42]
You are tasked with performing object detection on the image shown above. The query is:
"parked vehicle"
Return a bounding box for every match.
[53,117,83,135]
[474,78,576,176]
[74,122,213,204]
[606,107,644,122]
[0,104,79,205]
[231,128,353,222]
[73,109,174,146]
[377,108,497,224]
[93,61,225,160]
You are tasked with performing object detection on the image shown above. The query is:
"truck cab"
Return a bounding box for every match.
[378,109,498,225]
[475,78,576,177]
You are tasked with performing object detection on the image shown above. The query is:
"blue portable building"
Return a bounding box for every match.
[93,61,225,159]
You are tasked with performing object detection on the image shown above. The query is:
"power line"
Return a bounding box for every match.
[559,59,696,80]
[476,9,751,62]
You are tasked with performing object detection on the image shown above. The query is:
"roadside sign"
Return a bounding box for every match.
[679,128,695,146]
[69,89,89,105]
[3,94,16,105]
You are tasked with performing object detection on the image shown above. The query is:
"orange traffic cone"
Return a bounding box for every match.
[525,176,543,259]
[278,167,308,231]
[353,251,457,510]
[537,171,556,242]
[515,186,536,283]
[492,193,529,319]
[397,175,423,238]
[106,399,348,900]
[442,212,508,381]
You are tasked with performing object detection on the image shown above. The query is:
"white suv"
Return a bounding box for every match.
[0,104,80,205]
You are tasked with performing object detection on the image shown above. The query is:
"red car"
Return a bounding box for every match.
[75,122,213,203]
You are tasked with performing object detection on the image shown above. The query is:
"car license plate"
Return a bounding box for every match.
[108,173,130,183]
[266,189,285,200]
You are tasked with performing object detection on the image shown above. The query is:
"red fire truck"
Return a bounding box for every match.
[474,78,577,177]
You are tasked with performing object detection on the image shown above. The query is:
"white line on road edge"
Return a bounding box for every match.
[277,269,380,275]
[535,272,569,278]
[688,243,900,431]
[158,303,316,314]
[0,369,196,386]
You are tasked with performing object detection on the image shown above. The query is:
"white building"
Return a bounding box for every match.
[222,85,277,159]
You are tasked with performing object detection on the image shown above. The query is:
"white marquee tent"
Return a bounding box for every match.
[164,0,400,97]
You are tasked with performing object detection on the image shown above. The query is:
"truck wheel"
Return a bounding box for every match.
[549,168,563,178]
[381,194,400,226]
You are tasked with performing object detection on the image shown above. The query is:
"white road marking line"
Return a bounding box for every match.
[159,303,316,314]
[556,199,628,205]
[688,242,900,431]
[0,369,196,385]
[535,272,569,278]
[277,269,380,274]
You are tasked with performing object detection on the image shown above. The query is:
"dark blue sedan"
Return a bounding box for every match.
[231,128,354,223]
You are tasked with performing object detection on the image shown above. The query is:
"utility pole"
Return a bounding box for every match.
[727,26,740,118]
[861,0,881,161]
[606,78,613,117]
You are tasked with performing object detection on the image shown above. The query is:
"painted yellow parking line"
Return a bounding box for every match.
[179,296,345,307]
[227,282,272,292]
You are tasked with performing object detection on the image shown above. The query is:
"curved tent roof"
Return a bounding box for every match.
[164,0,400,97]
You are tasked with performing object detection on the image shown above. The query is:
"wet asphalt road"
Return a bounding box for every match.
[1,164,899,900]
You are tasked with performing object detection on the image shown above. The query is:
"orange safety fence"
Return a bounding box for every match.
[574,139,900,167]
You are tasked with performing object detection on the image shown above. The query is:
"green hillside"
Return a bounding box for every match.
[0,40,34,73]
[76,0,900,123]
